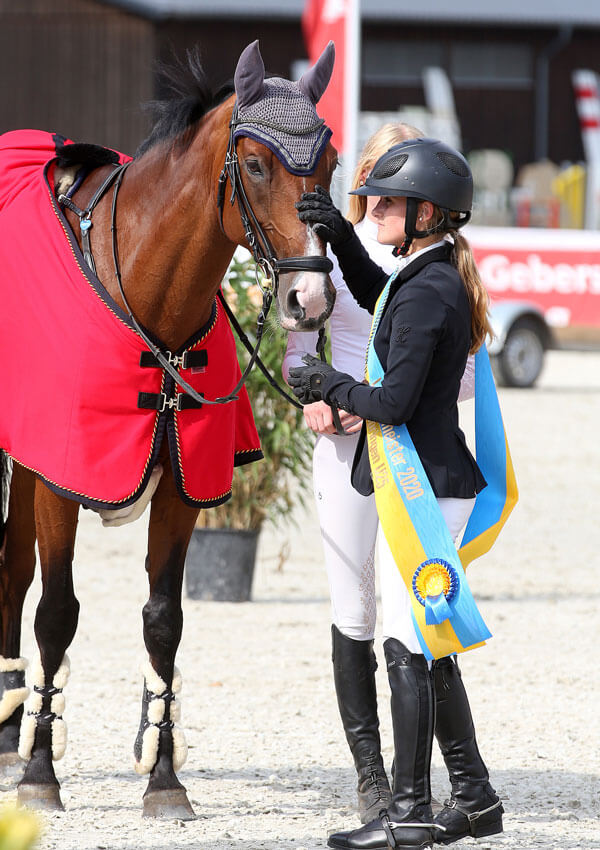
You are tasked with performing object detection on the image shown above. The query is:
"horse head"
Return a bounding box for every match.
[220,40,338,332]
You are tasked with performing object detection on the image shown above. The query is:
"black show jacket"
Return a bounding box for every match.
[321,237,486,499]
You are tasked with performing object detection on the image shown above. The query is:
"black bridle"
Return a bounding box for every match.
[216,108,344,429]
[216,104,333,297]
[58,108,333,411]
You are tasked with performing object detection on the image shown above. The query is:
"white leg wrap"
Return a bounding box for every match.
[147,697,165,726]
[170,669,187,771]
[141,660,168,698]
[170,700,181,724]
[51,693,66,716]
[134,662,187,774]
[0,655,30,724]
[18,653,69,762]
[0,686,30,724]
[28,692,43,715]
[51,717,67,761]
[0,655,28,674]
[172,725,188,772]
[52,656,70,691]
[134,725,160,776]
[18,713,37,761]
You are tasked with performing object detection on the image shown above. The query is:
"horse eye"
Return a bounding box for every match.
[245,159,263,178]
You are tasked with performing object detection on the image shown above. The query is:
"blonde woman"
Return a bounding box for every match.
[283,124,422,825]
[290,138,502,849]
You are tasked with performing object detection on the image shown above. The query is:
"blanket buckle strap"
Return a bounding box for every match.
[137,391,204,412]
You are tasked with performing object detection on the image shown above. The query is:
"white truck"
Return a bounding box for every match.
[469,225,600,387]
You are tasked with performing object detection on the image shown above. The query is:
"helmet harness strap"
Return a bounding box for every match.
[392,198,471,258]
[393,196,419,257]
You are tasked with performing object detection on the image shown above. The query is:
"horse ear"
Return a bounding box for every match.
[234,40,266,109]
[298,40,335,104]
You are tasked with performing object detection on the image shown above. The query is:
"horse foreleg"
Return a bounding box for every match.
[135,464,199,819]
[17,482,80,811]
[0,462,37,781]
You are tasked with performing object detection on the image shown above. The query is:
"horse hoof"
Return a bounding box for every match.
[142,788,196,820]
[0,752,25,784]
[17,782,64,811]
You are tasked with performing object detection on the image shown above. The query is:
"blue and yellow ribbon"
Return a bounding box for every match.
[458,346,518,568]
[366,271,518,660]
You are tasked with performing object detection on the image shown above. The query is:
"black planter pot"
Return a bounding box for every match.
[184,527,260,602]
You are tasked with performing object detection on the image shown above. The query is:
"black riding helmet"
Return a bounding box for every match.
[351,137,473,255]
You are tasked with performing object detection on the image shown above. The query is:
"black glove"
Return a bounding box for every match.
[296,185,354,248]
[288,354,336,405]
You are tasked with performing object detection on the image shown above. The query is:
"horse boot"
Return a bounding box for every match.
[327,638,436,850]
[0,657,29,780]
[332,626,392,823]
[431,656,503,844]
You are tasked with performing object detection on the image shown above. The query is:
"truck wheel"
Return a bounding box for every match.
[493,318,545,388]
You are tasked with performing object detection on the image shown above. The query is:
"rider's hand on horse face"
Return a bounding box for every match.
[288,353,336,404]
[296,185,354,248]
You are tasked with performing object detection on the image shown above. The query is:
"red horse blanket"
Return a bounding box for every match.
[0,130,262,509]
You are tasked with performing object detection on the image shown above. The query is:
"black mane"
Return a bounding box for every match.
[54,141,120,169]
[136,47,234,158]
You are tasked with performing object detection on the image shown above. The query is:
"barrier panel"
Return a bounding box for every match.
[467,225,600,341]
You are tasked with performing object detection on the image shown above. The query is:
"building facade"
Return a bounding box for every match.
[1,0,599,170]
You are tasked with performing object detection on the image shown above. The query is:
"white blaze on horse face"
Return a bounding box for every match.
[280,223,335,330]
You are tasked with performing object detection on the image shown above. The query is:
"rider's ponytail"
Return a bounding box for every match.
[450,229,493,353]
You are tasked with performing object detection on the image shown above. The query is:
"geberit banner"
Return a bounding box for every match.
[466,225,600,328]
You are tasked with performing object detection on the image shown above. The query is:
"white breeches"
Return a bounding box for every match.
[313,433,475,652]
[313,433,379,640]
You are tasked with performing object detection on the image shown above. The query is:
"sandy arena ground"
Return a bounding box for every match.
[2,349,599,850]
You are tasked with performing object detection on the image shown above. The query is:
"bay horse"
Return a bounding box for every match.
[0,40,337,818]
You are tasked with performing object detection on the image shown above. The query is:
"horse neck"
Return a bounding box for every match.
[109,104,235,351]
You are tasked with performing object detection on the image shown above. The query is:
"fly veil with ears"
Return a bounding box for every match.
[217,39,336,285]
[230,39,334,175]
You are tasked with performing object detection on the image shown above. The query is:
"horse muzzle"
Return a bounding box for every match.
[278,264,336,331]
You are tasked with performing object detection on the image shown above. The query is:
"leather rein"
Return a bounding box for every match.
[58,107,333,411]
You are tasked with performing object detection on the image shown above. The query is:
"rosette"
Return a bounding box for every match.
[412,559,459,625]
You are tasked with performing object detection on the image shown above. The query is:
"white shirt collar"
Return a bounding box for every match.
[395,237,450,272]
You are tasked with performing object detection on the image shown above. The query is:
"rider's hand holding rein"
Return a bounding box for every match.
[288,353,338,405]
[296,185,355,249]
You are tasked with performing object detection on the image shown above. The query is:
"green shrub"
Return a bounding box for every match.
[196,253,314,531]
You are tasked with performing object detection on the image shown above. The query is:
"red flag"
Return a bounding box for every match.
[302,0,348,152]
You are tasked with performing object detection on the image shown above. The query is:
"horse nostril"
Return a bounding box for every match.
[286,288,305,321]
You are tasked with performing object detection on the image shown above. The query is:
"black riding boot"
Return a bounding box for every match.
[328,638,435,850]
[432,656,503,844]
[332,626,392,823]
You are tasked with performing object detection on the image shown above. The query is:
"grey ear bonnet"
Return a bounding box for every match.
[232,40,334,176]
[352,137,473,215]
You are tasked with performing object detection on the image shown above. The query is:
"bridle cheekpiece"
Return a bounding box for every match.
[216,103,333,302]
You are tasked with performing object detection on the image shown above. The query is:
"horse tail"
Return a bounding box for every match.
[0,450,12,549]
